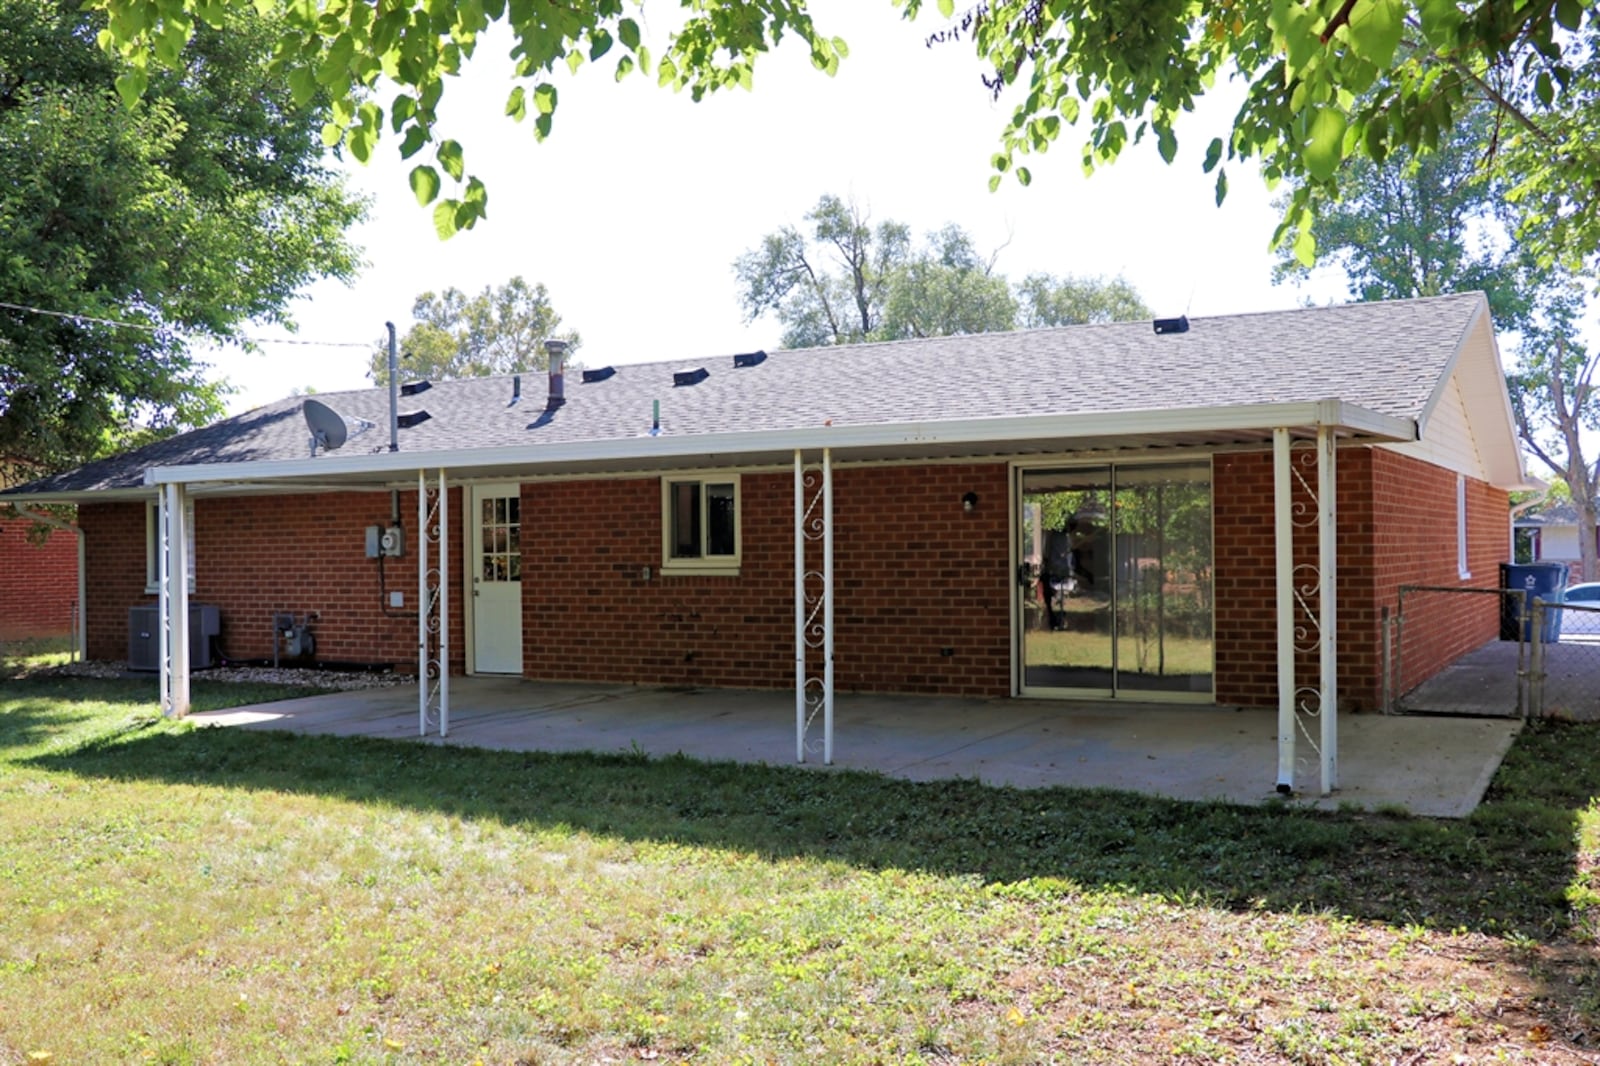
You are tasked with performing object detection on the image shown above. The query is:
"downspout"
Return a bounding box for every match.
[387,321,399,452]
[19,508,84,662]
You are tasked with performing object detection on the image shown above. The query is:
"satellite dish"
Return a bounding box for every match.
[303,399,348,456]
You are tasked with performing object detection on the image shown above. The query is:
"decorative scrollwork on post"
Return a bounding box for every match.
[794,452,834,762]
[419,472,447,736]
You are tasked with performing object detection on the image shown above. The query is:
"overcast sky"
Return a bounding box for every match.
[216,0,1350,413]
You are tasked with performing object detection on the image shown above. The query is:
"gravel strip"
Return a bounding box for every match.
[38,660,410,691]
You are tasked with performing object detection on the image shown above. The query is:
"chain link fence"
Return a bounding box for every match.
[1529,600,1600,721]
[1389,586,1525,718]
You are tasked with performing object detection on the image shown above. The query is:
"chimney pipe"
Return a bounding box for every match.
[544,339,568,410]
[386,321,399,452]
[511,374,521,405]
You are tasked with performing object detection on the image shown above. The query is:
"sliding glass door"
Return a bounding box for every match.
[1017,461,1213,699]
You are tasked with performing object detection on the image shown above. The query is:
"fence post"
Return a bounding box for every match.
[1381,605,1392,714]
[1529,598,1545,720]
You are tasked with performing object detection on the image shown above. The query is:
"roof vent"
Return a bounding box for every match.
[673,367,709,387]
[582,366,616,384]
[400,380,431,396]
[733,350,767,368]
[396,410,431,429]
[1153,315,1190,335]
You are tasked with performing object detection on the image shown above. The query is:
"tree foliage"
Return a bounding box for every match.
[1274,103,1599,579]
[736,194,1150,348]
[372,277,579,384]
[92,0,1600,266]
[0,0,364,482]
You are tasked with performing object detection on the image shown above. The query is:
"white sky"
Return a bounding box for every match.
[216,0,1351,413]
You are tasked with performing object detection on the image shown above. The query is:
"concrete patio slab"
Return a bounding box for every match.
[193,678,1522,818]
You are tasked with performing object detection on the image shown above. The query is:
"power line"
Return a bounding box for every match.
[0,298,373,349]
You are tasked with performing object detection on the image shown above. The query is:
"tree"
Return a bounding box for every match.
[0,0,364,482]
[1274,104,1600,581]
[737,195,1151,347]
[95,0,1600,266]
[372,277,579,384]
[1016,274,1151,328]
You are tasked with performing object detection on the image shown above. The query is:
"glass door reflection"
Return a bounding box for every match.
[1019,467,1115,693]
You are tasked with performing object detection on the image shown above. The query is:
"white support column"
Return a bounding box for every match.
[1316,427,1339,794]
[418,470,428,737]
[1273,427,1295,793]
[75,530,86,662]
[158,491,170,715]
[794,450,805,764]
[438,469,450,737]
[166,482,190,718]
[822,447,834,765]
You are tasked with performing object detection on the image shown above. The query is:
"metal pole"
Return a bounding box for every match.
[823,447,834,765]
[1529,599,1545,719]
[794,450,805,763]
[387,322,400,453]
[439,469,450,737]
[157,492,170,716]
[1272,428,1295,793]
[1317,427,1337,795]
[168,483,190,719]
[418,470,427,736]
[1380,605,1391,713]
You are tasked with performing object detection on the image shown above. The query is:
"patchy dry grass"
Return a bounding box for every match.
[0,676,1597,1064]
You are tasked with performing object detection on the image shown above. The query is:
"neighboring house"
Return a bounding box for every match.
[0,515,80,645]
[1514,502,1597,578]
[1,292,1531,795]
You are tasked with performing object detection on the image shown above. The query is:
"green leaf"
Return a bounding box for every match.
[589,28,613,61]
[1535,71,1553,107]
[618,17,640,51]
[1345,0,1404,68]
[1203,137,1224,173]
[533,82,557,115]
[114,69,147,107]
[391,95,416,133]
[1554,0,1582,31]
[832,36,849,60]
[410,165,441,206]
[437,139,464,181]
[1304,107,1347,181]
[1293,223,1316,266]
[320,122,343,148]
[505,85,526,121]
[398,125,428,159]
[349,127,372,163]
[1156,125,1177,164]
[1016,166,1032,187]
[938,0,954,15]
[433,199,459,240]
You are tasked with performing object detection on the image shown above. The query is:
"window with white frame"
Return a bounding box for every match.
[145,498,196,593]
[661,475,740,573]
[1456,474,1471,579]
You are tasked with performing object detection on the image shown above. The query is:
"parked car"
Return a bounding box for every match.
[1562,583,1600,639]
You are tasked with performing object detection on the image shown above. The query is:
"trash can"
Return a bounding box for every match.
[1500,562,1568,642]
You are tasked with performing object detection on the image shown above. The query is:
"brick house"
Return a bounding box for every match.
[0,515,80,644]
[2,293,1530,795]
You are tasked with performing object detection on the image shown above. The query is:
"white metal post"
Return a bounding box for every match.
[167,483,190,718]
[1272,428,1294,792]
[1317,427,1338,794]
[438,469,450,737]
[75,530,86,662]
[157,491,170,715]
[418,470,428,736]
[822,447,834,765]
[794,450,805,763]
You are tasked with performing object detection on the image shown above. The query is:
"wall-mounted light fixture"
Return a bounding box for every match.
[962,491,979,513]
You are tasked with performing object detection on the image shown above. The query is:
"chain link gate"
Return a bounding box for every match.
[1389,585,1528,718]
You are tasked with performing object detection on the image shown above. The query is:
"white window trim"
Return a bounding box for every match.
[660,473,741,576]
[145,498,196,594]
[1456,474,1471,580]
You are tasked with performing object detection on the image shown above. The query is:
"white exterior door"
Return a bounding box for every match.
[470,483,523,674]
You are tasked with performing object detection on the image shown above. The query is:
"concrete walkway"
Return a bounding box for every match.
[193,678,1522,818]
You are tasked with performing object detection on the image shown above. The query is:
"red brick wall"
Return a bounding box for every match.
[0,518,79,640]
[521,464,1013,696]
[1214,447,1508,711]
[79,491,465,674]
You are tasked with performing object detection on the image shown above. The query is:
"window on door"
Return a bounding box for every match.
[661,475,740,574]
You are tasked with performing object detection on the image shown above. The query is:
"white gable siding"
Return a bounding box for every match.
[1382,372,1487,480]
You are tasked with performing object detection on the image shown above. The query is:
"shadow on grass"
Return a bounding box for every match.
[23,702,1596,948]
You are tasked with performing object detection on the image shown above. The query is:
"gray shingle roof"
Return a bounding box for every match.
[6,292,1486,497]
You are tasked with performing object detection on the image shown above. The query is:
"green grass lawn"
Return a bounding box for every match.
[2,677,1598,1063]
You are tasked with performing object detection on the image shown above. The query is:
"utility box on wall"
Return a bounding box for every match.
[365,524,404,558]
[128,604,221,671]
